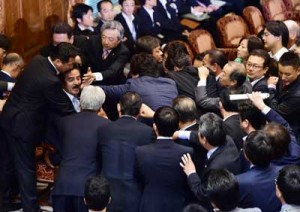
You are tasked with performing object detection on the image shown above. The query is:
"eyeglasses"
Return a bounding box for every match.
[246,62,264,70]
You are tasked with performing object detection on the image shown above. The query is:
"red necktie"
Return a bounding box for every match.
[102,49,109,60]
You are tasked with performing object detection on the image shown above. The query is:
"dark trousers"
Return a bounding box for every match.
[5,132,40,212]
[52,195,88,212]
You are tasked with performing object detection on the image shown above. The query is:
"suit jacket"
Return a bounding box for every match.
[136,6,163,39]
[269,76,300,143]
[73,25,98,37]
[0,81,8,92]
[101,75,178,111]
[114,13,141,55]
[135,139,193,212]
[99,116,154,212]
[0,55,75,143]
[52,111,110,196]
[0,71,15,99]
[252,77,268,93]
[224,114,246,150]
[84,35,130,85]
[236,165,282,212]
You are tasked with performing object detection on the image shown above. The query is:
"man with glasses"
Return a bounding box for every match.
[262,21,289,61]
[246,49,270,93]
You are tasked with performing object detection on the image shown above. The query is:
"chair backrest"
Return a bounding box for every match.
[243,6,265,34]
[188,29,216,54]
[261,0,288,21]
[217,14,250,48]
[283,0,300,11]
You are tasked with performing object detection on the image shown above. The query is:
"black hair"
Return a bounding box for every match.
[51,22,73,39]
[71,3,93,24]
[50,42,79,63]
[119,91,142,116]
[276,165,300,205]
[130,53,159,77]
[153,106,179,136]
[264,21,290,47]
[172,96,197,123]
[97,0,113,12]
[84,175,110,211]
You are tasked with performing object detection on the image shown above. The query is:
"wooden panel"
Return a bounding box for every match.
[0,0,83,63]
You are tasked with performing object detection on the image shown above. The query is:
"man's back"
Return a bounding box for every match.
[100,116,153,212]
[53,111,109,196]
[0,55,74,142]
[135,140,193,212]
[236,165,282,212]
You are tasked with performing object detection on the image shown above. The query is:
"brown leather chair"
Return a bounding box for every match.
[188,29,237,60]
[261,0,300,21]
[217,14,250,48]
[243,6,265,35]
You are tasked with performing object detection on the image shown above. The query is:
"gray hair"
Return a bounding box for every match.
[2,53,24,66]
[80,85,106,111]
[101,20,124,40]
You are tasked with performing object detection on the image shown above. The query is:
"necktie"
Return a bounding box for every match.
[102,49,109,60]
[72,96,80,112]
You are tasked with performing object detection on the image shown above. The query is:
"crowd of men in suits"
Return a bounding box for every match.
[0,0,300,211]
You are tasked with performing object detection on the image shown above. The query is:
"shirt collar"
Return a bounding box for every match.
[223,113,238,122]
[250,76,265,86]
[78,24,94,32]
[157,136,172,140]
[120,115,137,120]
[48,57,60,75]
[63,90,76,101]
[180,121,197,131]
[269,47,288,61]
[143,6,154,14]
[121,12,135,21]
[207,147,218,159]
[1,70,11,77]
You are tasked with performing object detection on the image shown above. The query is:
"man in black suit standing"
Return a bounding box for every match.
[52,85,110,212]
[99,91,153,212]
[0,43,79,212]
[136,106,193,212]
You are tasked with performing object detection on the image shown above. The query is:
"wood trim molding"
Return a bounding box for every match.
[0,0,4,33]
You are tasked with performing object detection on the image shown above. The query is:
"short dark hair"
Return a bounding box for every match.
[205,49,228,69]
[249,49,270,68]
[0,34,10,50]
[238,102,267,130]
[276,165,300,205]
[243,130,274,167]
[263,122,290,159]
[198,113,226,146]
[183,204,208,212]
[172,96,197,123]
[97,0,113,12]
[50,42,79,63]
[239,35,264,55]
[130,53,159,77]
[206,169,239,211]
[153,106,179,136]
[51,22,73,39]
[279,51,300,70]
[219,88,243,113]
[84,175,110,211]
[119,91,142,116]
[60,63,81,82]
[136,36,160,54]
[264,21,289,47]
[163,41,190,70]
[71,3,93,24]
[119,0,135,5]
[139,0,146,6]
[166,52,191,71]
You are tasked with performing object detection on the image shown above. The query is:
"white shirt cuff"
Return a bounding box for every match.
[268,84,276,89]
[7,82,15,91]
[197,79,207,87]
[261,106,271,115]
[94,72,103,81]
[178,131,191,140]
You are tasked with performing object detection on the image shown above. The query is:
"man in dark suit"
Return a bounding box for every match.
[180,113,242,209]
[99,92,153,212]
[236,131,281,211]
[268,52,300,143]
[246,49,270,93]
[115,0,141,55]
[0,53,24,211]
[83,20,130,86]
[136,107,193,212]
[52,86,110,212]
[71,3,98,37]
[0,43,79,212]
[219,88,246,150]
